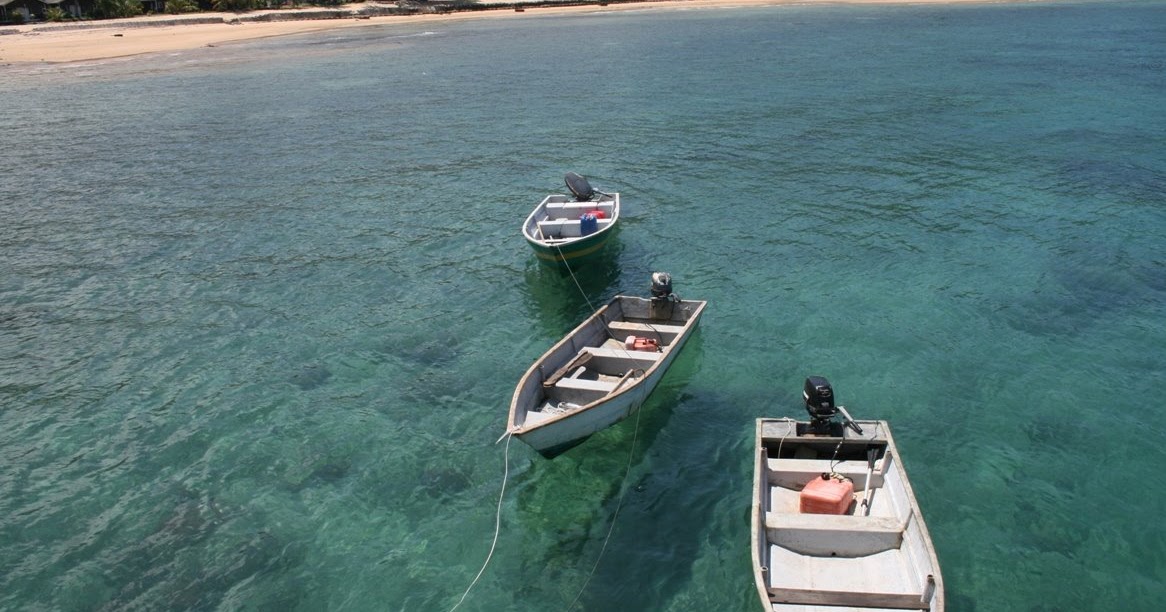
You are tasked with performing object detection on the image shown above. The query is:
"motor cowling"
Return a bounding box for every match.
[803,376,837,421]
[564,172,595,201]
[650,272,673,300]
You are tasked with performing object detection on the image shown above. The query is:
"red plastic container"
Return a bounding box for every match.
[624,335,660,352]
[799,475,854,515]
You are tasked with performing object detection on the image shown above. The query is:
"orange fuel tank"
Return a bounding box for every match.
[624,336,659,352]
[799,475,854,515]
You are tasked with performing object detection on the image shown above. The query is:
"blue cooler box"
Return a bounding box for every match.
[579,213,598,236]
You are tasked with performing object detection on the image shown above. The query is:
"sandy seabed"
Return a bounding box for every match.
[1,0,996,64]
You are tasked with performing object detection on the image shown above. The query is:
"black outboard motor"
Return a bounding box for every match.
[650,272,673,301]
[647,272,678,320]
[564,172,595,202]
[802,376,864,436]
[804,376,839,435]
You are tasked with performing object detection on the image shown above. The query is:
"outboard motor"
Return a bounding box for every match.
[802,376,864,436]
[804,376,839,435]
[564,172,595,202]
[650,272,673,301]
[647,272,678,320]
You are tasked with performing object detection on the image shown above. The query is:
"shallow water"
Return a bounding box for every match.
[2,1,1165,610]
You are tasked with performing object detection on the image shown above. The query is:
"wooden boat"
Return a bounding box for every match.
[752,377,943,611]
[508,274,705,457]
[522,172,619,266]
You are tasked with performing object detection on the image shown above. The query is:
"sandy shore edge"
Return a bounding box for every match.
[1,0,1013,64]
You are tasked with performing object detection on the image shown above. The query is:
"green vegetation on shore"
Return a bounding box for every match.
[2,0,415,25]
[2,0,614,27]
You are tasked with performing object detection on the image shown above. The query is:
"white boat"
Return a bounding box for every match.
[508,273,706,457]
[522,172,620,267]
[752,377,944,611]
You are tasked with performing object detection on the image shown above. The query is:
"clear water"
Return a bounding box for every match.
[2,1,1165,610]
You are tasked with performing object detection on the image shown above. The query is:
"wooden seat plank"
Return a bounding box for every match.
[555,377,617,393]
[767,586,929,610]
[606,320,686,335]
[583,346,662,360]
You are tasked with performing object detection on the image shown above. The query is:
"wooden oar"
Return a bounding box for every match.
[607,369,638,395]
[542,351,593,389]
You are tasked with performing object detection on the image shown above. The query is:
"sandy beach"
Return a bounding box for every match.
[0,0,997,64]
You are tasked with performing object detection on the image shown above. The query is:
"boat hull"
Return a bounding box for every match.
[508,296,705,457]
[525,229,613,266]
[514,328,692,456]
[751,418,944,611]
[522,192,620,267]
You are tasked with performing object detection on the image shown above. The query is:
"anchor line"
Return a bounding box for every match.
[567,402,644,610]
[448,432,513,612]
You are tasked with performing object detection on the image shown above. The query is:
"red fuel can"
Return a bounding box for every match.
[623,335,659,352]
[799,475,854,515]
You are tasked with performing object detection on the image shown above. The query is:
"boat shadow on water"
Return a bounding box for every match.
[503,330,707,603]
[521,235,624,338]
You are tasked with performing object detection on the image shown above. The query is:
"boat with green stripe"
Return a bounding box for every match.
[522,172,620,266]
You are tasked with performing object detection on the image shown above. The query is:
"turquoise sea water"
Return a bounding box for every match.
[2,1,1165,610]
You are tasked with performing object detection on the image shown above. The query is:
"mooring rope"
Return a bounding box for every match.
[449,432,513,612]
[555,243,633,348]
[453,220,638,611]
[566,403,644,611]
[555,243,599,314]
[553,224,648,608]
[774,416,797,460]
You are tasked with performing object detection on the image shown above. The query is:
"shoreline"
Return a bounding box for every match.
[1,0,1018,64]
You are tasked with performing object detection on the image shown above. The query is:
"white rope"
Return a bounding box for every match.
[554,243,633,348]
[555,243,599,314]
[566,405,643,611]
[775,416,797,460]
[449,432,513,612]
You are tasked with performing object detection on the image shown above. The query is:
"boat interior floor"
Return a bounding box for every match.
[526,335,673,420]
[764,474,928,610]
[766,544,919,611]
